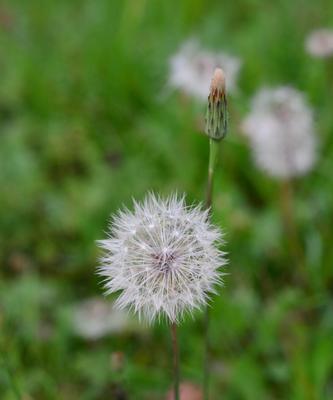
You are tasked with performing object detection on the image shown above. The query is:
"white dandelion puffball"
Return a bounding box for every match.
[305,28,333,58]
[98,193,226,324]
[242,86,317,179]
[169,39,241,100]
[72,298,133,340]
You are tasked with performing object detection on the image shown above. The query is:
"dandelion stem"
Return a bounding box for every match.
[203,306,210,400]
[205,139,219,210]
[171,322,180,400]
[203,138,219,400]
[280,179,305,281]
[0,343,21,400]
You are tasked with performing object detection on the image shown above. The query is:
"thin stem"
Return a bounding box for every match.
[279,179,305,281]
[203,306,210,400]
[171,322,180,400]
[205,139,219,210]
[203,138,220,400]
[0,349,21,400]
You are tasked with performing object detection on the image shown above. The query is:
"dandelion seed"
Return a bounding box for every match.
[97,193,226,324]
[305,28,333,58]
[242,86,317,179]
[169,39,241,100]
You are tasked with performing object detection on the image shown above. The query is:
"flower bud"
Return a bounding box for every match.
[205,68,228,140]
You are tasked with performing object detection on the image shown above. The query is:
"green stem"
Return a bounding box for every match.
[203,306,210,400]
[205,139,219,210]
[280,179,305,282]
[171,323,180,400]
[203,138,220,400]
[0,348,21,400]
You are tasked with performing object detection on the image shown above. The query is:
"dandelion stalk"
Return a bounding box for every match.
[203,138,219,400]
[203,68,228,400]
[0,342,21,400]
[171,323,180,400]
[279,179,305,280]
[205,138,220,210]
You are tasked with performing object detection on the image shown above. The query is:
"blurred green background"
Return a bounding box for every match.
[1,0,333,399]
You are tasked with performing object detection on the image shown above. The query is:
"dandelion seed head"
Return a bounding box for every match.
[305,28,333,58]
[98,193,226,324]
[242,86,317,179]
[169,39,241,100]
[72,297,132,340]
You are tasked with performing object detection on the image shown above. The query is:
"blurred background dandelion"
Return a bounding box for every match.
[1,0,333,399]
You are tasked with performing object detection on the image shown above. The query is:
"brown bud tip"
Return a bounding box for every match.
[210,68,226,94]
[205,68,228,140]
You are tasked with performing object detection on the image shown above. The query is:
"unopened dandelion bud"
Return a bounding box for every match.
[205,68,228,140]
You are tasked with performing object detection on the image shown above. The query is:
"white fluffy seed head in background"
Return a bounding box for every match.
[242,86,317,179]
[97,193,226,324]
[305,28,333,58]
[169,39,241,100]
[72,297,133,340]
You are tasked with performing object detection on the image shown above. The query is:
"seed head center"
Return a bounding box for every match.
[152,251,177,273]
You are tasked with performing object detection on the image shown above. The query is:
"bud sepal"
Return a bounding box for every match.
[205,68,228,140]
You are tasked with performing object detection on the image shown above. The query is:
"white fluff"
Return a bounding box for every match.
[305,28,333,58]
[242,86,317,179]
[72,297,132,340]
[169,39,241,100]
[98,193,226,324]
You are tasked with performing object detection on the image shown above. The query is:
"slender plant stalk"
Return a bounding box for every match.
[171,322,180,400]
[203,305,210,400]
[203,138,219,400]
[205,139,219,210]
[0,347,21,400]
[279,179,305,280]
[203,67,227,399]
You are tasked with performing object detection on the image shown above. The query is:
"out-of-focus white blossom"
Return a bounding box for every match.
[242,87,317,179]
[305,28,333,58]
[169,39,241,100]
[98,193,226,324]
[72,297,132,340]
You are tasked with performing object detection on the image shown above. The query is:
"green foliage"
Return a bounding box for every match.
[1,0,333,398]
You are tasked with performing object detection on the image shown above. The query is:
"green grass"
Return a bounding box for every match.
[1,0,333,398]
